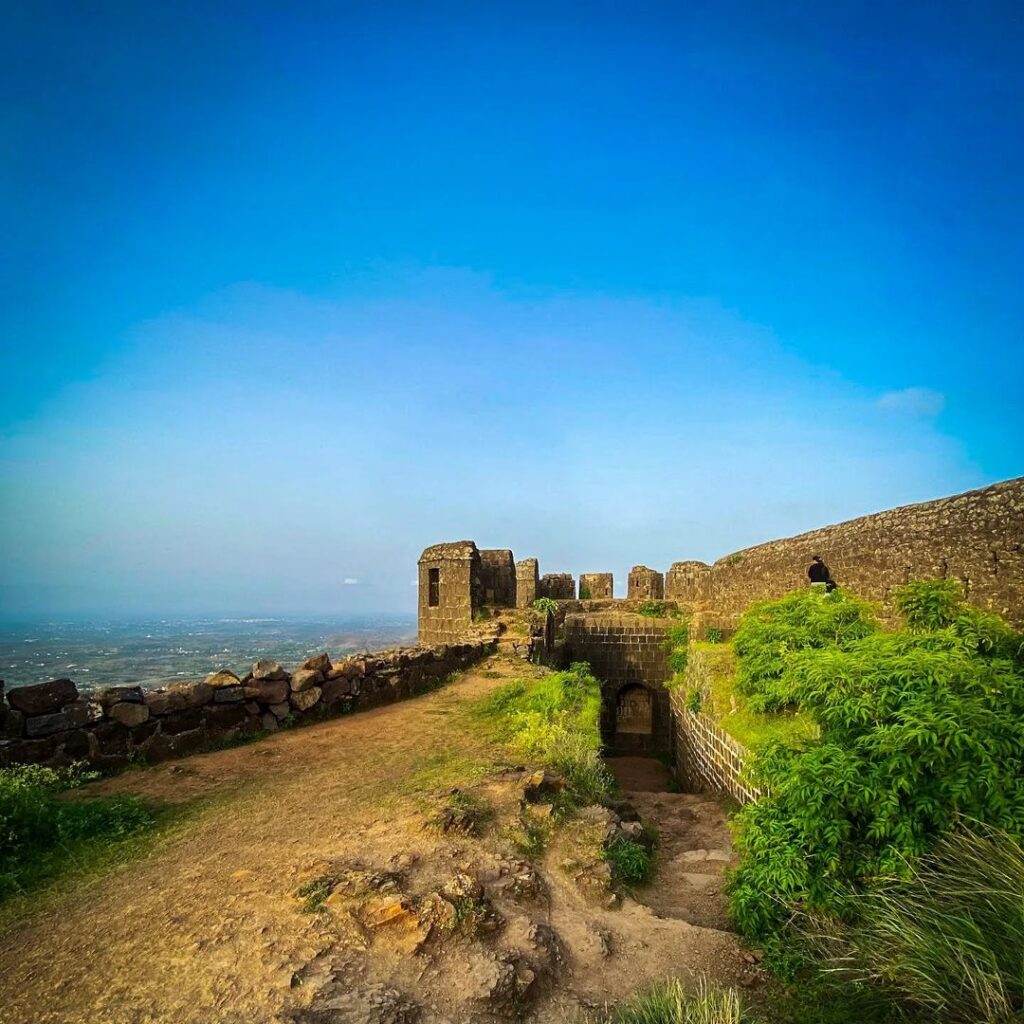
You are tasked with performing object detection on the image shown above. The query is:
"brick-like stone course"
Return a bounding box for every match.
[479,549,516,607]
[417,541,483,645]
[627,566,664,601]
[563,611,672,755]
[0,641,492,773]
[515,558,539,608]
[539,573,576,600]
[669,477,1024,628]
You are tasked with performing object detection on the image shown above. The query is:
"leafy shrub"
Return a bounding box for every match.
[604,833,654,885]
[579,584,592,600]
[637,600,668,618]
[820,825,1024,1024]
[608,977,746,1024]
[731,589,879,711]
[533,597,559,616]
[0,763,158,899]
[473,606,492,622]
[728,583,1024,940]
[475,662,613,804]
[705,627,723,644]
[685,687,702,713]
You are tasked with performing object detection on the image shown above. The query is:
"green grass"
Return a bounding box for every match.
[473,662,613,804]
[685,643,818,750]
[604,833,653,885]
[605,978,746,1024]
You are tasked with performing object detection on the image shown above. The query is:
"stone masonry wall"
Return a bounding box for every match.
[563,612,671,755]
[418,541,482,645]
[0,641,492,773]
[627,566,665,601]
[539,573,576,600]
[515,558,539,608]
[479,549,516,607]
[579,573,613,600]
[670,477,1024,629]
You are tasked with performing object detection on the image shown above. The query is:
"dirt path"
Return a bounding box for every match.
[0,656,751,1023]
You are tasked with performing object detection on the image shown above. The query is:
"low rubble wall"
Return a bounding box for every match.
[0,641,493,772]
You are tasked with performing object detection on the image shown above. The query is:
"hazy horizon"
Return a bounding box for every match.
[4,3,1022,618]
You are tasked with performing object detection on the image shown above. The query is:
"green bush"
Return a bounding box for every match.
[705,627,723,644]
[533,597,559,616]
[475,662,613,804]
[607,978,746,1024]
[637,600,669,618]
[820,825,1024,1024]
[732,588,879,711]
[728,582,1024,940]
[579,584,592,600]
[0,763,159,899]
[604,833,653,885]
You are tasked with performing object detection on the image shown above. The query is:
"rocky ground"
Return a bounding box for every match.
[0,654,760,1024]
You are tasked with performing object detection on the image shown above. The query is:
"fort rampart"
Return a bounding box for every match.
[0,641,492,771]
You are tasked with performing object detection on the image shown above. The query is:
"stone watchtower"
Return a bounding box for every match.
[417,541,483,645]
[628,565,665,601]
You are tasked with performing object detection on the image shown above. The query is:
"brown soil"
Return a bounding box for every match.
[0,655,757,1024]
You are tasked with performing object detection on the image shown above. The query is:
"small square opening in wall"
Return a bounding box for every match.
[428,568,440,607]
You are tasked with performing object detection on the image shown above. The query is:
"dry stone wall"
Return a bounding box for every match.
[669,477,1024,629]
[0,641,492,773]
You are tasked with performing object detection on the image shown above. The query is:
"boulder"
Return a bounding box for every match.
[109,702,151,728]
[167,682,213,708]
[96,685,144,706]
[7,678,79,716]
[290,668,323,692]
[205,669,240,689]
[268,702,290,720]
[144,691,185,715]
[248,679,289,704]
[261,713,279,732]
[321,677,353,703]
[523,770,564,803]
[328,657,364,680]
[61,729,91,759]
[2,709,25,739]
[290,686,322,712]
[252,660,289,682]
[25,710,73,738]
[93,720,130,754]
[64,699,102,727]
[213,686,245,703]
[161,707,204,735]
[301,652,332,674]
[204,702,247,730]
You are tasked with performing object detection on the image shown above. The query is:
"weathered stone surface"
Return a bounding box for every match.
[2,709,25,739]
[7,678,79,716]
[144,692,175,715]
[321,677,353,703]
[290,686,322,712]
[252,660,289,682]
[261,712,279,732]
[0,735,63,766]
[25,711,72,738]
[109,702,150,728]
[268,701,291,720]
[93,720,129,754]
[301,652,332,673]
[205,669,240,689]
[248,679,289,704]
[160,707,204,735]
[62,729,91,759]
[167,682,213,708]
[290,668,323,692]
[204,702,247,730]
[96,685,144,706]
[213,686,245,703]
[327,657,364,680]
[64,699,102,727]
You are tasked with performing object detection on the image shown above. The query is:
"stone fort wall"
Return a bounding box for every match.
[667,477,1024,630]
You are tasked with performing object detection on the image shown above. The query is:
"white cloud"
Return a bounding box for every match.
[876,387,945,417]
[343,577,359,585]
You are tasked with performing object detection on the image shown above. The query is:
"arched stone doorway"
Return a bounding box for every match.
[610,683,656,753]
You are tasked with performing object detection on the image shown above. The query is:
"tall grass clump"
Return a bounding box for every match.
[823,825,1024,1024]
[727,581,1024,942]
[476,662,613,803]
[0,763,159,899]
[607,978,746,1024]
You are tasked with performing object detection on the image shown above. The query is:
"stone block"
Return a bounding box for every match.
[109,702,150,728]
[96,685,144,706]
[7,678,79,716]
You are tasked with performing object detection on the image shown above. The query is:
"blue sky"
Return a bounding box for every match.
[2,1,1022,615]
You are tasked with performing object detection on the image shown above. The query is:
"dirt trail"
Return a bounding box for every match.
[0,657,750,1024]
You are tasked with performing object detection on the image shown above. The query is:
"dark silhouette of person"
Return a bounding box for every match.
[808,555,837,592]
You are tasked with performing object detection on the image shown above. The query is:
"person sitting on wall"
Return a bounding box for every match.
[807,554,837,592]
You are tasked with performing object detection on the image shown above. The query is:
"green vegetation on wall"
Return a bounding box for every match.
[726,580,1024,945]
